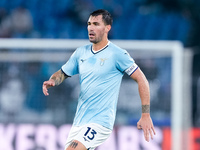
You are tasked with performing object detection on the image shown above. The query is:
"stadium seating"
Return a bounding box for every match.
[0,0,190,45]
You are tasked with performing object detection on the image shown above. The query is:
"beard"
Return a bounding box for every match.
[89,35,103,44]
[89,38,98,44]
[88,30,105,44]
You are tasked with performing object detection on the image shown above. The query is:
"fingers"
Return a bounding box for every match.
[149,128,153,140]
[137,122,150,141]
[43,88,49,96]
[152,126,156,135]
[144,129,149,142]
[42,80,55,96]
[42,83,49,96]
[137,122,156,142]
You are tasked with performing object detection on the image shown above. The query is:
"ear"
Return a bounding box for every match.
[105,25,111,33]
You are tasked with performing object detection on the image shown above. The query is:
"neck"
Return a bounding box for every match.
[92,38,109,51]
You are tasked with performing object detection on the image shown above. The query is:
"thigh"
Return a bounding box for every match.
[66,140,87,150]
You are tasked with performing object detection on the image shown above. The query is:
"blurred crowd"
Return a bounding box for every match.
[1,0,199,46]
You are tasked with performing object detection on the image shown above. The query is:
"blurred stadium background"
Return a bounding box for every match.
[0,0,200,150]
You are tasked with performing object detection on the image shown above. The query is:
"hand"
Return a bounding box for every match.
[42,79,55,96]
[137,113,156,142]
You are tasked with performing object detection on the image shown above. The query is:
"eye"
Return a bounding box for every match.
[93,22,99,26]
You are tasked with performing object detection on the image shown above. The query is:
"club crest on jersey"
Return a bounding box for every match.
[100,58,107,66]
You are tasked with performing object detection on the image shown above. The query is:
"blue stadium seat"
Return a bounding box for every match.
[176,17,190,43]
[122,0,137,15]
[92,0,103,9]
[42,31,57,38]
[7,0,24,10]
[0,0,6,7]
[127,15,141,39]
[0,0,9,11]
[23,0,38,10]
[76,27,88,39]
[144,15,164,40]
[110,18,122,39]
[128,13,149,39]
[57,19,75,39]
[159,13,179,40]
[53,0,71,15]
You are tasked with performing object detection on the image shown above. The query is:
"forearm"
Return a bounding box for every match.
[138,77,150,113]
[49,69,68,86]
[131,68,150,114]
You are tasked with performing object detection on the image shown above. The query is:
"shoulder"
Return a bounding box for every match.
[108,42,128,55]
[77,43,92,52]
[73,43,92,56]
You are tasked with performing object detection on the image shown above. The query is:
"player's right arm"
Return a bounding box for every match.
[42,69,69,96]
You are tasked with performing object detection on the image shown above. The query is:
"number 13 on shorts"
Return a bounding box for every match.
[84,127,97,141]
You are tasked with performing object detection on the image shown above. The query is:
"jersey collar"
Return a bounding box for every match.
[91,41,110,54]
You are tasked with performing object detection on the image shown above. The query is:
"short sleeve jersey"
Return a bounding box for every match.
[61,42,138,130]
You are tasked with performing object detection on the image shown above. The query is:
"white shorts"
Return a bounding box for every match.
[64,123,112,150]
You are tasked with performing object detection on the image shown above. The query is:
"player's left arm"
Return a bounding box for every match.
[130,67,156,142]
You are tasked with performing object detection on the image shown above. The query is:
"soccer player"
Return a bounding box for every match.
[42,9,156,150]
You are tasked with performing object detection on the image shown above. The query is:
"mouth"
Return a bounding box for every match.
[89,33,95,38]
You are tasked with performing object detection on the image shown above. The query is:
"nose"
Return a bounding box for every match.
[88,24,94,31]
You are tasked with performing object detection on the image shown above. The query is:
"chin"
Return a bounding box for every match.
[89,39,97,44]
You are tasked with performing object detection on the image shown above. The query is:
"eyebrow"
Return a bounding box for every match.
[87,21,100,25]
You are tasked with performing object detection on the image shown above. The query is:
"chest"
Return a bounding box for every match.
[78,52,115,75]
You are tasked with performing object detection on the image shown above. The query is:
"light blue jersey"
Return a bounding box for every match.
[61,42,138,130]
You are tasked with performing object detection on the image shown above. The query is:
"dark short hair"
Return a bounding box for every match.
[90,9,113,26]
